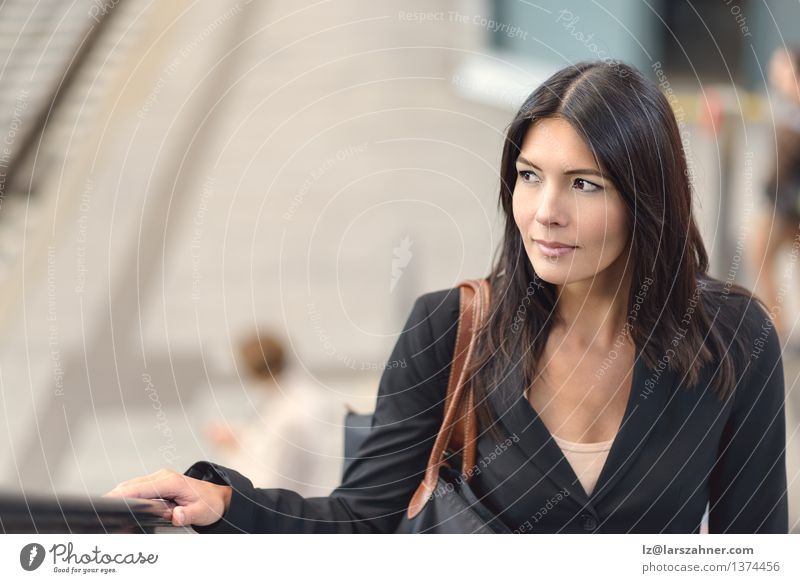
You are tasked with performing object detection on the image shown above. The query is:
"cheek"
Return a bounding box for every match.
[511,187,531,229]
[577,198,628,248]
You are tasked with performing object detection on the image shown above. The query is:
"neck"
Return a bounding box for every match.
[553,263,633,351]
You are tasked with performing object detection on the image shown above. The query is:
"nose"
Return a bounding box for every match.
[534,183,569,228]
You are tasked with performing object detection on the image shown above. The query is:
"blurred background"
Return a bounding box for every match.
[0,0,797,532]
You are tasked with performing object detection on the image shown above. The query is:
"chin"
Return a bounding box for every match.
[530,260,591,286]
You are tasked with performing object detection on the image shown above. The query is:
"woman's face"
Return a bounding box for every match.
[769,49,800,103]
[512,117,630,289]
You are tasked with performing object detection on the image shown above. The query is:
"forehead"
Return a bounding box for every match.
[518,117,598,167]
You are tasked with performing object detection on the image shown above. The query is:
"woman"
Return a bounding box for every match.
[204,331,346,497]
[748,47,800,343]
[106,61,788,533]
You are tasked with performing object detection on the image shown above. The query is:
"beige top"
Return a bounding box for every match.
[551,433,614,497]
[523,386,616,496]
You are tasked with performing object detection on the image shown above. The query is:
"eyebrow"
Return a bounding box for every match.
[515,155,607,179]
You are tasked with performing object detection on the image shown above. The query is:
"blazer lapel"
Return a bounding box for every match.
[589,348,675,506]
[488,345,676,508]
[488,355,592,506]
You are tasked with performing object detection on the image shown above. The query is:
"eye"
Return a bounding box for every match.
[517,170,540,184]
[573,178,602,192]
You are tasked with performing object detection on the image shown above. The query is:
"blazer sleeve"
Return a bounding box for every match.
[708,301,789,533]
[183,289,458,533]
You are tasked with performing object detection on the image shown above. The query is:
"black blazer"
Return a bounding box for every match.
[185,286,789,533]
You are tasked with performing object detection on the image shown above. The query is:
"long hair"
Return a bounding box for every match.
[468,60,766,441]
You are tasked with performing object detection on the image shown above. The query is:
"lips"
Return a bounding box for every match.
[534,239,577,258]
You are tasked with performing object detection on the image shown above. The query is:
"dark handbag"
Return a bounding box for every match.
[343,279,510,533]
[342,409,372,478]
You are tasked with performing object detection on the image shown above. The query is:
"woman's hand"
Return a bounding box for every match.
[103,468,233,527]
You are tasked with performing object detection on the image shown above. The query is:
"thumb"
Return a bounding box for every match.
[171,500,224,527]
[172,506,188,527]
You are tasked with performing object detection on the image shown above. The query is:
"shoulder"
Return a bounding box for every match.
[699,281,774,340]
[414,287,461,326]
[406,286,462,345]
[397,286,462,371]
[704,288,782,384]
[373,287,463,416]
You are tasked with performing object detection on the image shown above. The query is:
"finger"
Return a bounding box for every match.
[105,474,182,501]
[104,469,176,497]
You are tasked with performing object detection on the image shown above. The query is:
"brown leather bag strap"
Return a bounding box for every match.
[443,278,490,469]
[406,278,490,519]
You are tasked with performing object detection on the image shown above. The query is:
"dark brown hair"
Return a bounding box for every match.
[240,331,286,382]
[467,61,766,441]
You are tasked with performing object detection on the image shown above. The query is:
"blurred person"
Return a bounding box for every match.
[204,331,345,497]
[107,61,787,534]
[748,47,800,343]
